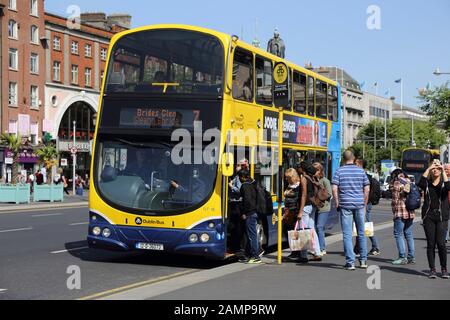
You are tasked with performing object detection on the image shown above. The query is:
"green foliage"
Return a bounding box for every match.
[419,82,450,131]
[36,145,59,184]
[0,133,23,184]
[351,119,447,172]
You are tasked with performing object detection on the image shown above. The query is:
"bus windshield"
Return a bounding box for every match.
[96,137,218,213]
[105,29,224,96]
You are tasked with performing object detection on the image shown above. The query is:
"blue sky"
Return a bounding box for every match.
[46,0,450,108]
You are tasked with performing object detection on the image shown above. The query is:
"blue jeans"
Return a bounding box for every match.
[355,203,380,250]
[245,212,259,259]
[315,211,330,252]
[341,207,367,265]
[300,205,321,258]
[393,218,415,259]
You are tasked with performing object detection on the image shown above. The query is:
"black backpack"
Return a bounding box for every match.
[368,175,381,205]
[255,183,272,216]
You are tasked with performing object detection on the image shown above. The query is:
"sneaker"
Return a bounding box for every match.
[344,263,356,271]
[310,255,322,262]
[392,258,408,265]
[286,252,300,262]
[258,249,265,258]
[429,269,437,279]
[359,260,368,269]
[246,257,262,265]
[407,257,416,265]
[238,256,249,263]
[320,250,327,256]
[442,268,449,279]
[296,257,309,264]
[369,248,380,256]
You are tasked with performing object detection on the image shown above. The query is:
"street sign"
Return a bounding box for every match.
[70,147,78,155]
[61,159,68,167]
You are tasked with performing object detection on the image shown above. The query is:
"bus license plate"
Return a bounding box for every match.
[136,243,164,251]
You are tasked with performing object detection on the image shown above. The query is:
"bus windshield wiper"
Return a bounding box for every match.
[112,138,172,149]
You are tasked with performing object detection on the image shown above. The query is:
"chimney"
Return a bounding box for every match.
[305,62,314,70]
[107,14,132,30]
[81,12,107,29]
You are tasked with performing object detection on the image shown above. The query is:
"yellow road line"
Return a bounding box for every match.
[77,270,196,300]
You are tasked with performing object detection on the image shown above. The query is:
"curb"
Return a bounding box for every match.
[0,201,88,213]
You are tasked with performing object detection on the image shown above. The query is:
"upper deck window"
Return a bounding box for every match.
[255,56,272,106]
[316,80,328,120]
[105,29,224,97]
[232,48,253,102]
[328,85,338,122]
[293,71,307,114]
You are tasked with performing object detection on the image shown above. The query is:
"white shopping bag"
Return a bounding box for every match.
[288,221,313,252]
[353,222,374,237]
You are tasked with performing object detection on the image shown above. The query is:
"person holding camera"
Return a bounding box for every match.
[418,161,450,279]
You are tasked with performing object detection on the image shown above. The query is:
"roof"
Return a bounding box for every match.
[314,66,362,93]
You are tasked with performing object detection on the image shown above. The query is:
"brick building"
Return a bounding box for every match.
[0,0,46,180]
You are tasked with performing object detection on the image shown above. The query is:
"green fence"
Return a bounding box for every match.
[0,184,31,204]
[33,183,64,202]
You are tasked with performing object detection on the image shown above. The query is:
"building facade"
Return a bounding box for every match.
[0,0,46,181]
[44,12,129,180]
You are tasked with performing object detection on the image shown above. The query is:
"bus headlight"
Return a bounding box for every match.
[189,234,198,243]
[208,222,215,229]
[200,233,210,243]
[102,228,111,238]
[92,227,101,236]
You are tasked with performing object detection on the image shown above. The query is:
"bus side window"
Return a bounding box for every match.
[293,71,307,114]
[254,147,273,194]
[328,85,338,121]
[308,76,315,117]
[316,80,328,120]
[232,48,253,102]
[255,56,273,106]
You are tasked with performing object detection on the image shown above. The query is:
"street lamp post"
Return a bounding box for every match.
[73,120,76,195]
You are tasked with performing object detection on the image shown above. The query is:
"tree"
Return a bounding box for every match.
[419,82,450,131]
[36,144,59,184]
[352,119,447,171]
[0,133,22,184]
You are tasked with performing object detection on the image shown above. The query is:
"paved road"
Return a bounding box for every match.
[0,199,399,300]
[0,207,227,300]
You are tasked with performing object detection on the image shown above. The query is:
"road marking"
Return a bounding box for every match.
[0,227,33,233]
[77,270,196,300]
[32,213,63,218]
[0,203,88,214]
[69,222,89,226]
[51,246,89,254]
[0,289,7,294]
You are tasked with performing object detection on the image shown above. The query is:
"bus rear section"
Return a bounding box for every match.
[88,27,230,259]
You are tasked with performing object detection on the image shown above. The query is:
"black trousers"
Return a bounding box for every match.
[229,202,245,252]
[423,216,448,269]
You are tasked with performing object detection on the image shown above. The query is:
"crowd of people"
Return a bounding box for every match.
[228,150,449,279]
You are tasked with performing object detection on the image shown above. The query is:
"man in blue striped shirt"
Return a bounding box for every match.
[332,150,370,270]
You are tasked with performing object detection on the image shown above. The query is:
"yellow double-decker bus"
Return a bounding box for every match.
[88,25,341,259]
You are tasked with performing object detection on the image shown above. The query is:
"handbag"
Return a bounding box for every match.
[352,222,374,237]
[288,221,313,252]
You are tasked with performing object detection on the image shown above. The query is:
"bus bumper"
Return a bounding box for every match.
[87,217,226,259]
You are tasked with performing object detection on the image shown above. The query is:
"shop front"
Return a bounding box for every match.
[3,148,40,183]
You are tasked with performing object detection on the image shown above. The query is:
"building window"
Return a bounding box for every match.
[9,48,18,70]
[53,36,61,51]
[101,48,107,60]
[30,53,39,74]
[30,0,38,16]
[8,20,18,39]
[53,61,61,81]
[85,44,92,58]
[85,68,92,87]
[30,25,39,44]
[9,82,18,106]
[71,41,79,55]
[9,0,17,10]
[71,65,79,84]
[30,86,38,108]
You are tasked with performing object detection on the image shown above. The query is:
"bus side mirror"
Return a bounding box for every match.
[221,153,234,177]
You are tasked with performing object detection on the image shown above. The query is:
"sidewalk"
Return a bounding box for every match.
[0,190,89,212]
[102,220,450,300]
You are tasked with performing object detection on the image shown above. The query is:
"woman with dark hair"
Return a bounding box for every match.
[390,168,416,266]
[295,162,322,262]
[418,162,450,279]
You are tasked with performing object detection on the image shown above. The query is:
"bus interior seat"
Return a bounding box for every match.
[100,174,147,208]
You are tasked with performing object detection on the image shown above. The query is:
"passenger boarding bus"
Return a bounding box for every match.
[88,25,342,259]
[401,148,440,184]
